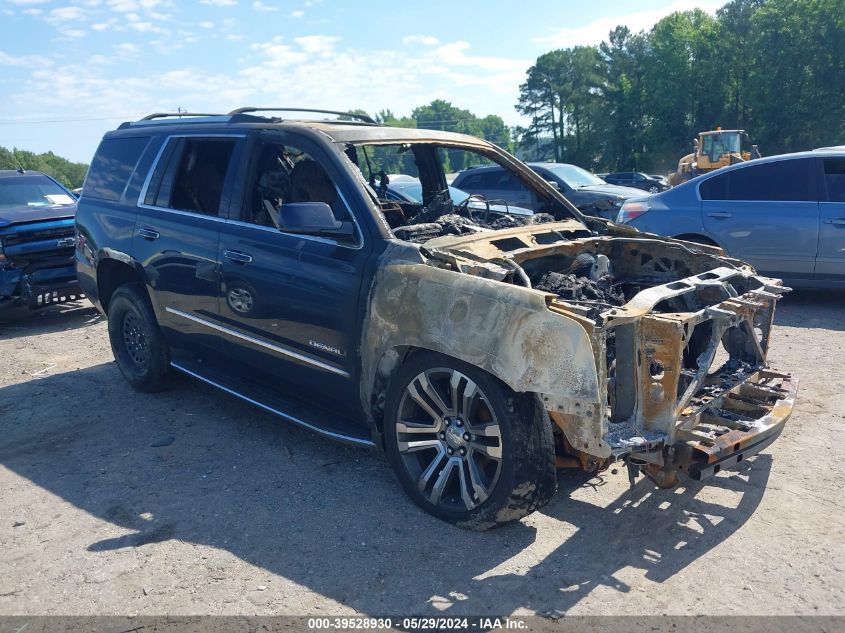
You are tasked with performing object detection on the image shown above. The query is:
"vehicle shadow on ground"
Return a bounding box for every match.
[0,301,101,340]
[774,288,845,331]
[0,363,769,616]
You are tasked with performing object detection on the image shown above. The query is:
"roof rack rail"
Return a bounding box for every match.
[228,107,377,125]
[140,112,224,120]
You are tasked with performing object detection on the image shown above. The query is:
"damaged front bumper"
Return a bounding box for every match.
[630,368,797,487]
[547,264,798,486]
[671,368,797,481]
[0,260,82,310]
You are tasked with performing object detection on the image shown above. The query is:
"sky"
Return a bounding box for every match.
[0,0,725,163]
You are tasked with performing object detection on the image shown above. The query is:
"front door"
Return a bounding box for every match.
[217,133,371,411]
[701,158,819,278]
[817,156,845,279]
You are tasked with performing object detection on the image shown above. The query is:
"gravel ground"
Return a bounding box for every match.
[0,290,843,617]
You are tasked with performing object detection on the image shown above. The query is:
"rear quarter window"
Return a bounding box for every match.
[85,136,151,201]
[823,158,845,202]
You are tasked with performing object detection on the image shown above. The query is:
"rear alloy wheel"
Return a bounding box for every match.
[384,352,556,529]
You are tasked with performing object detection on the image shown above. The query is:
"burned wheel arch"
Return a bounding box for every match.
[360,247,601,445]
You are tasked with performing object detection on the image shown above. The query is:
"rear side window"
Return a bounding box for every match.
[699,172,729,200]
[145,137,237,216]
[700,159,815,202]
[823,158,845,202]
[85,136,150,201]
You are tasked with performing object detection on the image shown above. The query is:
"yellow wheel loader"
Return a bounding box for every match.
[668,128,761,186]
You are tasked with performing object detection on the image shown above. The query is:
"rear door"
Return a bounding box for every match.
[216,131,371,409]
[700,158,819,278]
[133,134,244,356]
[817,156,845,279]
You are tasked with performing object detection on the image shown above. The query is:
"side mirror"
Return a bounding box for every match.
[278,202,354,238]
[545,179,560,190]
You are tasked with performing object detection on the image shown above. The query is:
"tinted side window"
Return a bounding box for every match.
[728,159,814,201]
[457,173,483,189]
[823,158,845,202]
[700,172,729,200]
[149,138,236,215]
[85,136,150,201]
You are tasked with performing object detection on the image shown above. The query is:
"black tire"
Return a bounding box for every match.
[675,234,719,247]
[107,283,172,392]
[384,351,557,530]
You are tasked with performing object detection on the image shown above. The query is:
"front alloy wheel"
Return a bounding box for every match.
[395,368,502,511]
[384,351,557,529]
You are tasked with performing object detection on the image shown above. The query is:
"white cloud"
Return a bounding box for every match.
[293,34,339,55]
[7,0,51,5]
[22,8,43,15]
[402,34,438,46]
[201,0,237,5]
[2,36,531,162]
[290,9,303,17]
[253,1,279,11]
[115,42,141,57]
[91,22,111,30]
[48,6,88,21]
[0,50,54,67]
[534,0,726,47]
[199,20,214,28]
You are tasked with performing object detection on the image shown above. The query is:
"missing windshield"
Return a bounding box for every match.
[346,142,576,243]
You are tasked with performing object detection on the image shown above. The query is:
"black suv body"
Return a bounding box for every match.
[76,110,796,528]
[0,170,82,312]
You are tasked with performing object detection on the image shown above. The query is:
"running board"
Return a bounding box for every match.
[171,358,376,448]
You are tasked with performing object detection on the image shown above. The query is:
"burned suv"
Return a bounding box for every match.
[75,108,797,529]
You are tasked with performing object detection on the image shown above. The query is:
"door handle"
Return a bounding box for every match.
[824,218,845,226]
[138,227,160,240]
[707,211,733,219]
[223,250,253,264]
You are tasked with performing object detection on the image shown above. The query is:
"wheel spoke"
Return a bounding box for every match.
[457,461,476,510]
[407,374,448,422]
[466,456,491,504]
[450,372,477,420]
[396,420,440,435]
[468,421,500,437]
[417,445,447,494]
[418,372,451,417]
[429,457,459,506]
[398,438,442,453]
[470,441,502,460]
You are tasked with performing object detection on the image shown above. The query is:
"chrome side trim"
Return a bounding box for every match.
[171,362,375,447]
[165,307,351,378]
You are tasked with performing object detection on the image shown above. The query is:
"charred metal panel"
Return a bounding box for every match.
[360,245,601,431]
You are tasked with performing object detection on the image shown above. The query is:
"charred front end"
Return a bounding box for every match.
[420,223,797,487]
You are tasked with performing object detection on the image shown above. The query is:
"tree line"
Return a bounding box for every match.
[0,146,88,189]
[7,0,843,184]
[515,0,845,172]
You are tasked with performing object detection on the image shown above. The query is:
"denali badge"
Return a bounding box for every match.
[309,340,345,357]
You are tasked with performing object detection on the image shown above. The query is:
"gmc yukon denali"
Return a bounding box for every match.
[75,108,797,529]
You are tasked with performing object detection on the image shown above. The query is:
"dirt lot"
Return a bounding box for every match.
[0,290,843,617]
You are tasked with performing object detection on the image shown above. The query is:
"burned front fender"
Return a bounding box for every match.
[360,245,601,431]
